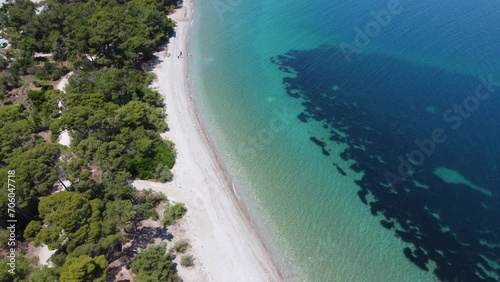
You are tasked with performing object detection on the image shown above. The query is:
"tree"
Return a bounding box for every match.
[130,244,181,282]
[39,191,90,232]
[132,189,167,221]
[0,71,22,94]
[0,0,180,277]
[100,172,134,201]
[63,3,93,62]
[0,120,36,163]
[116,127,174,179]
[0,255,37,282]
[61,157,93,192]
[10,50,35,75]
[87,2,174,67]
[25,192,91,249]
[101,200,134,235]
[115,101,148,128]
[60,255,108,282]
[6,143,60,190]
[24,265,58,282]
[1,0,36,29]
[93,141,129,172]
[27,88,60,131]
[0,256,56,281]
[154,163,173,182]
[34,61,65,81]
[23,220,42,242]
[66,243,102,259]
[163,203,187,226]
[3,143,60,219]
[0,104,26,126]
[66,68,163,106]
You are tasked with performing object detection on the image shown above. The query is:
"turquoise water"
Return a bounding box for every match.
[191,0,500,281]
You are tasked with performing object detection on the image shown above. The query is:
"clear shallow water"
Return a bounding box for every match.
[191,0,500,281]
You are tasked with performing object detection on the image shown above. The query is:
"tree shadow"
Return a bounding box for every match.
[143,54,164,73]
[126,226,170,250]
[142,39,177,72]
[105,264,122,282]
[114,224,172,269]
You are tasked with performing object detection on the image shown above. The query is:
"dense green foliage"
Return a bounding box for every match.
[130,244,181,282]
[27,86,60,131]
[52,67,176,180]
[0,0,176,67]
[0,256,57,282]
[0,0,182,280]
[163,202,187,226]
[7,143,61,215]
[0,0,177,100]
[60,255,108,282]
[24,187,167,254]
[0,70,22,98]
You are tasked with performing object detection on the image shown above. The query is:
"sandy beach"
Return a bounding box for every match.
[133,1,283,281]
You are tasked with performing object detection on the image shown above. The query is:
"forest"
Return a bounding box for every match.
[0,0,186,280]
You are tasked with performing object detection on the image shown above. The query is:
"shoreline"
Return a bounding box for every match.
[134,0,284,281]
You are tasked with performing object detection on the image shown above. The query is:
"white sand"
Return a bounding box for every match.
[133,1,283,281]
[56,72,73,147]
[57,131,70,147]
[56,71,72,92]
[26,243,56,267]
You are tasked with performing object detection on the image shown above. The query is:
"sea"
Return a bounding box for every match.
[190,0,500,281]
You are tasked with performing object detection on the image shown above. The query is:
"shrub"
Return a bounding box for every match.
[180,255,194,267]
[35,62,66,81]
[33,79,49,87]
[131,244,181,282]
[174,241,189,253]
[67,243,102,258]
[155,163,173,182]
[135,189,167,205]
[0,71,21,92]
[163,214,174,226]
[163,203,187,226]
[154,140,176,169]
[170,203,187,219]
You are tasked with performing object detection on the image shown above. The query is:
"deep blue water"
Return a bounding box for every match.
[193,0,500,280]
[273,46,500,281]
[270,0,500,280]
[273,0,500,281]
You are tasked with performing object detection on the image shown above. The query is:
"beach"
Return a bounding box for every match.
[4,0,497,280]
[133,1,283,281]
